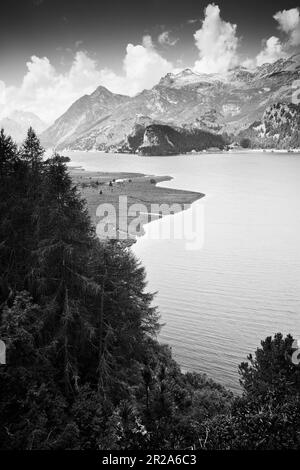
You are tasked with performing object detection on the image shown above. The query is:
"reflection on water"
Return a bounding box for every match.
[67,151,300,392]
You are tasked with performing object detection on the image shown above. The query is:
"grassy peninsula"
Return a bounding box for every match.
[70,168,204,239]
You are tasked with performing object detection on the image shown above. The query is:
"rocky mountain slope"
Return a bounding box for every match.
[41,53,300,151]
[0,110,47,143]
[41,86,130,149]
[238,103,300,149]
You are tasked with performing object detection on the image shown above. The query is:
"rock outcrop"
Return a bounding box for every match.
[120,121,226,156]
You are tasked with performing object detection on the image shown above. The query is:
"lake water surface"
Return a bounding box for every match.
[67,151,300,392]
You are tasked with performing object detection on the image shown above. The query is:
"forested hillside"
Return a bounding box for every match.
[238,103,300,149]
[120,122,226,155]
[0,128,300,450]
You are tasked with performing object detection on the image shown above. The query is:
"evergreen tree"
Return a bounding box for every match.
[0,129,30,296]
[0,128,18,177]
[20,127,44,166]
[198,333,300,450]
[19,127,45,223]
[239,332,300,401]
[88,240,159,395]
[30,154,99,393]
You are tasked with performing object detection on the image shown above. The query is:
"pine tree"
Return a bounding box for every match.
[20,127,44,166]
[89,240,159,395]
[0,129,31,296]
[31,154,100,393]
[19,127,45,202]
[0,129,17,302]
[0,128,18,177]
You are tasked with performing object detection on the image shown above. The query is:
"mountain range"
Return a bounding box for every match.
[40,53,300,153]
[0,111,47,143]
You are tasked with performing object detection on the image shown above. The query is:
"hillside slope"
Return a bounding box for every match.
[238,103,300,149]
[41,86,130,149]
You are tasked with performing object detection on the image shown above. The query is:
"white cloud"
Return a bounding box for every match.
[193,3,239,74]
[241,58,256,70]
[123,39,173,88]
[247,8,300,68]
[0,53,104,123]
[274,7,300,46]
[256,36,287,66]
[158,31,179,46]
[0,38,174,123]
[0,80,6,103]
[2,5,298,124]
[142,35,154,49]
[99,36,173,96]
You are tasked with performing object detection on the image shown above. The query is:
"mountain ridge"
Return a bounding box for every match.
[40,54,300,152]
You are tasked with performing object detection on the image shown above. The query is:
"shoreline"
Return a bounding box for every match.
[70,168,205,242]
[66,147,300,156]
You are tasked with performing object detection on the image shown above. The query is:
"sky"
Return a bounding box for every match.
[0,0,300,123]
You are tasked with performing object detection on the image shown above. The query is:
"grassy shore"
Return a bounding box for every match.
[70,168,204,241]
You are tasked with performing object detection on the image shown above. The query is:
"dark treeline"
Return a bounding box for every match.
[0,128,300,450]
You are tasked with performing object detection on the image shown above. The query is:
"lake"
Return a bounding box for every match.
[66,151,300,392]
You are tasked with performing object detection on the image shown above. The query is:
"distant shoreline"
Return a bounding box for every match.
[65,147,300,156]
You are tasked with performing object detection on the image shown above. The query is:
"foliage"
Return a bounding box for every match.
[0,128,299,450]
[199,333,300,450]
[238,103,300,149]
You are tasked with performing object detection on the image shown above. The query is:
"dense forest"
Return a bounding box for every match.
[0,128,300,450]
[237,103,300,150]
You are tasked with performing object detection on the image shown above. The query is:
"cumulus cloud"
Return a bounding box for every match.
[0,53,104,123]
[274,7,300,46]
[256,36,287,66]
[123,39,172,87]
[0,38,174,123]
[193,3,239,74]
[241,58,256,70]
[100,35,173,95]
[141,35,154,49]
[245,8,300,68]
[158,31,179,46]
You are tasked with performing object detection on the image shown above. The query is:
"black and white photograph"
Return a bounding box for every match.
[1,0,300,455]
